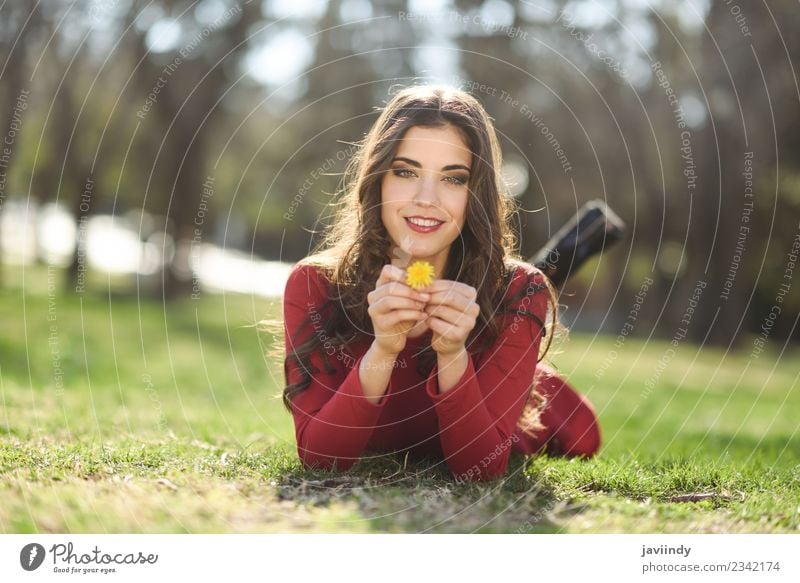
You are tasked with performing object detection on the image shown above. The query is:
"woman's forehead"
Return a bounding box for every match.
[395,125,472,166]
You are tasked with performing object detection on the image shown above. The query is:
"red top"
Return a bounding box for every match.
[282,261,548,481]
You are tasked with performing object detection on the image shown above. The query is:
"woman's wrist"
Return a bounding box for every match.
[358,341,399,405]
[436,346,467,363]
[369,340,400,362]
[436,348,469,394]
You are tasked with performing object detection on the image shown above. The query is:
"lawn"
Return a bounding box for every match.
[1,264,798,533]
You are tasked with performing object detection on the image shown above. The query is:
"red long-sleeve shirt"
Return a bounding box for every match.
[282,261,548,481]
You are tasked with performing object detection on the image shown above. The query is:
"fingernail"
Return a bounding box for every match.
[419,293,430,300]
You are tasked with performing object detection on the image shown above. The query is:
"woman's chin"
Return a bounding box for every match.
[408,246,443,260]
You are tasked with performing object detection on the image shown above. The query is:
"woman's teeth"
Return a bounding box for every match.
[407,217,443,227]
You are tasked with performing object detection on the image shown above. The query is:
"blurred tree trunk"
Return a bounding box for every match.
[158,108,211,299]
[54,79,95,292]
[0,1,42,287]
[695,0,800,344]
[170,7,257,299]
[125,0,260,300]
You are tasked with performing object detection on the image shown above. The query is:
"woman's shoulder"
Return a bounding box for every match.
[503,258,549,301]
[284,258,334,304]
[490,259,550,336]
[286,259,327,281]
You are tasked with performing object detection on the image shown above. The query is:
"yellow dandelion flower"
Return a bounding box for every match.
[406,260,435,289]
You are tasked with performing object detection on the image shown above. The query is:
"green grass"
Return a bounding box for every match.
[1,264,798,533]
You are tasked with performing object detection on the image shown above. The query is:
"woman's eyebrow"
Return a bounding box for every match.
[392,156,421,167]
[392,156,471,172]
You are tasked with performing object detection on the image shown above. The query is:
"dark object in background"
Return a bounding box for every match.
[530,200,626,289]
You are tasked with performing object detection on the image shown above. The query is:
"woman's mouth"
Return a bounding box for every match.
[405,216,444,233]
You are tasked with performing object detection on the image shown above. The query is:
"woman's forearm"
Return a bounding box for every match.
[358,341,399,404]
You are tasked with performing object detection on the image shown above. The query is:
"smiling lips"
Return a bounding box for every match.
[405,216,444,233]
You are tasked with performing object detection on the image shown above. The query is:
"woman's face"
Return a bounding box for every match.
[380,124,472,275]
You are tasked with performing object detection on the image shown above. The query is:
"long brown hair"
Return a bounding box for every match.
[276,85,558,430]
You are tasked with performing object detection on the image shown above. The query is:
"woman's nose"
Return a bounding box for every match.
[413,176,439,206]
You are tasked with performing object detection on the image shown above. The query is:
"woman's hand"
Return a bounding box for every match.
[367,265,430,356]
[422,279,480,356]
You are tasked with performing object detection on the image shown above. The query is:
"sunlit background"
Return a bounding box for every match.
[2,0,800,537]
[1,0,798,341]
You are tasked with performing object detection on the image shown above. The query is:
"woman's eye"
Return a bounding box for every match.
[392,168,416,178]
[445,175,468,185]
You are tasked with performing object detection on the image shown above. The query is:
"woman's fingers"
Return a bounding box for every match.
[368,265,432,354]
[368,281,430,306]
[423,281,477,313]
[368,296,425,316]
[427,316,468,341]
[425,303,476,328]
[375,264,407,288]
[418,280,479,354]
[384,310,428,327]
[370,267,428,328]
[422,279,477,301]
[425,290,479,317]
[426,293,477,315]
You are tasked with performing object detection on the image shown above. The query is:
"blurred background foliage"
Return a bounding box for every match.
[1,0,798,346]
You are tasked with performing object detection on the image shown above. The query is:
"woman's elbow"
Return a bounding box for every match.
[550,419,602,459]
[449,455,509,483]
[572,422,601,458]
[297,446,357,473]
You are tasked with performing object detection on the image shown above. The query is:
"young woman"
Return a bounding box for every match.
[282,85,600,481]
